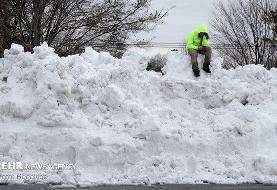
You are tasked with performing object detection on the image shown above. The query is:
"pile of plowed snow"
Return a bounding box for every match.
[0,43,277,186]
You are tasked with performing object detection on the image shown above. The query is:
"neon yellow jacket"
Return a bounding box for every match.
[186,24,209,50]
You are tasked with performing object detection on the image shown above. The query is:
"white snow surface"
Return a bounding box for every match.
[0,43,277,186]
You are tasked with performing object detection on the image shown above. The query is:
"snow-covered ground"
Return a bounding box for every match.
[0,43,277,186]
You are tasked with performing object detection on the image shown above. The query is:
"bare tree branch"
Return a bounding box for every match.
[211,0,277,69]
[1,0,167,57]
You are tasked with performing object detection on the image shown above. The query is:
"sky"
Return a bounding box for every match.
[139,0,228,43]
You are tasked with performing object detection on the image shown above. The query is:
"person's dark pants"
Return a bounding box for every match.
[188,46,212,70]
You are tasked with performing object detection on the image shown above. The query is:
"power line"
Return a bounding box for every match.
[90,42,272,49]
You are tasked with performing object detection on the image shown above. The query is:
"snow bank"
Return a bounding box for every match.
[0,43,277,186]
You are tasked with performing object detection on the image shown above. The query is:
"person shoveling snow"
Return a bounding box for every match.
[186,24,212,77]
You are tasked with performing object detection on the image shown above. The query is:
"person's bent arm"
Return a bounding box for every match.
[202,36,209,47]
[186,33,198,50]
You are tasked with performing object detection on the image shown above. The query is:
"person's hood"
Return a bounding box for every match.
[197,24,208,34]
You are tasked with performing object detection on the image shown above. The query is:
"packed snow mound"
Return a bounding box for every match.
[0,43,277,186]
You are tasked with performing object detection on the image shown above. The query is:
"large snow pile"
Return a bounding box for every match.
[0,43,277,186]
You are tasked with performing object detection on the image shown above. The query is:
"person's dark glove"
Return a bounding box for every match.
[198,46,205,51]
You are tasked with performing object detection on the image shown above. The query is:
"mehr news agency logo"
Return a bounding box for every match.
[0,161,77,181]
